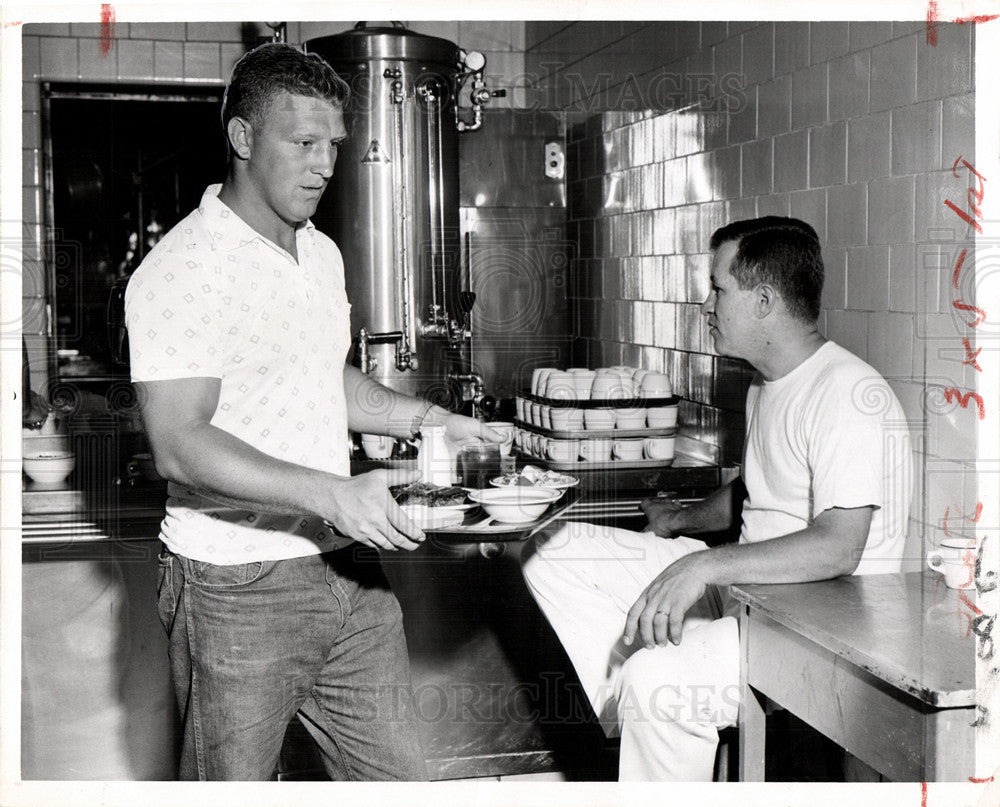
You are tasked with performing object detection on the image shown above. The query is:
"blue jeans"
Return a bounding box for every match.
[157,545,427,780]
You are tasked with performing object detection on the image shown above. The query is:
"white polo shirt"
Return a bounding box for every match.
[125,185,354,563]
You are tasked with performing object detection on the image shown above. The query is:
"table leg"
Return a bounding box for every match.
[738,606,766,780]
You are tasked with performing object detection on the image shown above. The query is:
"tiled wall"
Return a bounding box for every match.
[525,21,978,559]
[21,20,527,396]
[21,21,275,395]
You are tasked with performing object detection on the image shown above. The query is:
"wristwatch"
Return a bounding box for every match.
[408,402,436,438]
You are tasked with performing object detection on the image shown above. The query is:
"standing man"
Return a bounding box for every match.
[522,217,913,780]
[125,42,498,781]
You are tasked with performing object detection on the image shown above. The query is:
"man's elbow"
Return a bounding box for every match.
[145,436,197,487]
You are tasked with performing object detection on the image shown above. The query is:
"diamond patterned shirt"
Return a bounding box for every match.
[125,185,354,562]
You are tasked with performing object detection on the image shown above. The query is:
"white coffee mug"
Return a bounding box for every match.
[361,433,394,460]
[490,422,516,457]
[646,404,679,429]
[547,439,580,463]
[643,436,676,460]
[584,408,616,431]
[550,408,585,432]
[613,408,647,430]
[544,371,578,401]
[640,372,673,398]
[926,538,977,589]
[532,367,557,396]
[612,439,644,461]
[580,438,612,462]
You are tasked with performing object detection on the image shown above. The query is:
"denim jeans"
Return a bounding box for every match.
[157,545,427,781]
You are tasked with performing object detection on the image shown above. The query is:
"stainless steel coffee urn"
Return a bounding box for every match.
[306,23,500,408]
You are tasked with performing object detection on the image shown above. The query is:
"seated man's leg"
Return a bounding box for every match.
[522,522,738,780]
[161,552,343,780]
[521,523,710,730]
[615,615,738,780]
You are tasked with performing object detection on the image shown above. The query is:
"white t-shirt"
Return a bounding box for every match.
[125,185,354,563]
[740,341,912,575]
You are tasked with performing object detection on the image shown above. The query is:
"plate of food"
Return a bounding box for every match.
[391,482,478,530]
[490,465,579,490]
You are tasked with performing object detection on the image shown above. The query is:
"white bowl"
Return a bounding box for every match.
[23,452,75,487]
[468,486,563,524]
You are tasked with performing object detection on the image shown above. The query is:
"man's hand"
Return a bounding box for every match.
[321,468,426,551]
[438,412,504,449]
[640,495,687,539]
[623,551,711,648]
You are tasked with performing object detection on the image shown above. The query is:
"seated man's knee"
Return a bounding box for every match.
[618,647,736,731]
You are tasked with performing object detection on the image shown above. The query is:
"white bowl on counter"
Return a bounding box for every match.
[23,452,76,487]
[468,487,563,524]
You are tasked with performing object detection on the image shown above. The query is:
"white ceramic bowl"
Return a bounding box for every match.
[468,486,563,524]
[23,452,75,487]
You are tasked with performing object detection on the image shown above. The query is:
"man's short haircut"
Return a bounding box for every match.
[221,42,350,132]
[710,216,825,322]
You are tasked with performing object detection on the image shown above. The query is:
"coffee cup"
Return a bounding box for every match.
[530,402,542,426]
[544,371,578,401]
[531,367,557,396]
[550,408,585,432]
[490,422,516,457]
[569,369,596,399]
[643,436,676,460]
[584,408,616,431]
[640,372,673,398]
[580,438,612,462]
[613,407,647,430]
[926,538,977,589]
[546,439,581,463]
[612,439,644,461]
[539,404,552,429]
[646,404,679,429]
[591,371,628,401]
[361,433,395,460]
[515,397,528,422]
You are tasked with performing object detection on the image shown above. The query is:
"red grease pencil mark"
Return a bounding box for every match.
[2,20,22,28]
[952,248,967,289]
[100,4,115,56]
[921,781,928,807]
[969,776,996,783]
[926,1,999,45]
[943,387,986,420]
[955,14,1000,24]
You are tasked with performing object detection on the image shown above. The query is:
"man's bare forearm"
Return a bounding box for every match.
[673,477,744,534]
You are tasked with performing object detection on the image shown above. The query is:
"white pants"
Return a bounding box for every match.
[521,522,740,781]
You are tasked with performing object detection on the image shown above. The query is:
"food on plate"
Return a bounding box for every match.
[491,465,578,489]
[399,503,466,530]
[391,482,470,507]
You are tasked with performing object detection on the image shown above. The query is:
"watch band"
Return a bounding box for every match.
[409,401,435,438]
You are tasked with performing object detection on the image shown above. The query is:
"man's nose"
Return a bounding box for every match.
[700,291,714,316]
[313,146,337,178]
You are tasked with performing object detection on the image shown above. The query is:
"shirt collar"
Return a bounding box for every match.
[198,183,317,259]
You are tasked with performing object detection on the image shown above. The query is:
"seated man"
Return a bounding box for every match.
[522,217,913,780]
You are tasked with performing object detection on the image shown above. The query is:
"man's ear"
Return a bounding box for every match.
[755,284,777,318]
[226,116,253,161]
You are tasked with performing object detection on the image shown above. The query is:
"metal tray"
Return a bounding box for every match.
[423,489,582,543]
[515,419,678,441]
[514,454,675,472]
[518,391,679,409]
